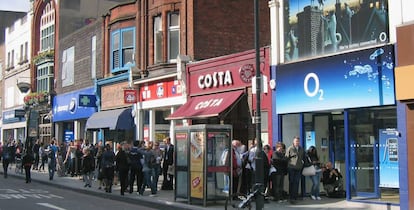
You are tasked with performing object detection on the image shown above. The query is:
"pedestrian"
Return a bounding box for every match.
[140,142,157,196]
[64,141,77,177]
[270,141,288,202]
[285,136,305,204]
[115,143,129,195]
[95,143,105,190]
[129,141,143,194]
[102,144,115,193]
[151,141,163,192]
[2,140,12,178]
[38,143,47,172]
[82,147,95,188]
[22,150,35,183]
[47,140,59,180]
[161,137,174,190]
[306,145,322,200]
[32,139,40,170]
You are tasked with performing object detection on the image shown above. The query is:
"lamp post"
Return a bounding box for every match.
[254,0,264,209]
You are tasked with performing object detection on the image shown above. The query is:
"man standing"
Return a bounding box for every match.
[286,136,304,204]
[47,140,59,180]
[161,137,174,190]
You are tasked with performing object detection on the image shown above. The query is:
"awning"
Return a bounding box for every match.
[166,90,244,120]
[86,108,134,130]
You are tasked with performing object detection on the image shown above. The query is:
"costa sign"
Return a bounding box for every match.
[195,98,223,110]
[197,70,233,89]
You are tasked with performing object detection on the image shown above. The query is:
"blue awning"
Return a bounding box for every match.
[86,108,134,130]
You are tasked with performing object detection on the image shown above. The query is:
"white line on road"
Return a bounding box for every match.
[36,203,67,210]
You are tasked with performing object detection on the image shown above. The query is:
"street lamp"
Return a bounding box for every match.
[254,0,264,209]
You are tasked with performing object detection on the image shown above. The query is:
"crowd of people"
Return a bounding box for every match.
[1,135,345,203]
[224,136,344,205]
[1,136,175,197]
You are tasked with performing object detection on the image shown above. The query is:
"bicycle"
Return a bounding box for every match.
[225,184,266,210]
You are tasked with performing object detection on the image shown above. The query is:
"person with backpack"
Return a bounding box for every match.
[129,141,143,194]
[47,140,59,180]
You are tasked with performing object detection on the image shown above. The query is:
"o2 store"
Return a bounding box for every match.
[272,44,401,205]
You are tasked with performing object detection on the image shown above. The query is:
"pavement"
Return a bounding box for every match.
[0,163,400,210]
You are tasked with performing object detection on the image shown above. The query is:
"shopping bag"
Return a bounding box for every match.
[302,165,316,176]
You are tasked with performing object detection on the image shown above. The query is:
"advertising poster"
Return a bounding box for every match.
[276,45,395,114]
[305,131,316,150]
[190,131,204,171]
[379,129,399,188]
[284,0,389,62]
[190,171,204,199]
[175,132,188,167]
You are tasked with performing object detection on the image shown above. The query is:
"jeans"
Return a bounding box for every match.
[48,159,56,180]
[84,171,93,186]
[141,168,156,194]
[288,168,302,200]
[309,171,321,197]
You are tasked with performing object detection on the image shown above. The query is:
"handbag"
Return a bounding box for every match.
[302,165,316,176]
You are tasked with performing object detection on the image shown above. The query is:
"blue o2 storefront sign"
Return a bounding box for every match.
[275,45,395,114]
[52,87,96,122]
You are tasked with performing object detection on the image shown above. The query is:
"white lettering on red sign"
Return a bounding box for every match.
[197,70,233,89]
[195,98,223,110]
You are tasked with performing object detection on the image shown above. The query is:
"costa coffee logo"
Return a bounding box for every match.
[239,64,255,83]
[195,98,223,110]
[197,70,233,89]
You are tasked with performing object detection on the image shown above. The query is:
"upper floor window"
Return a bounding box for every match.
[41,25,55,51]
[111,27,135,74]
[37,63,54,92]
[40,1,55,52]
[154,16,162,64]
[168,12,180,63]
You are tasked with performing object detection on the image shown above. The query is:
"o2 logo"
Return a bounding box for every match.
[303,73,324,100]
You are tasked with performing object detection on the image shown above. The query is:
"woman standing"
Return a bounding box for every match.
[307,146,322,200]
[82,147,95,188]
[270,142,288,202]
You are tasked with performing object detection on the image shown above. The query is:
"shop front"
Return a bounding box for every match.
[273,44,399,204]
[167,47,272,146]
[85,81,135,145]
[53,87,97,144]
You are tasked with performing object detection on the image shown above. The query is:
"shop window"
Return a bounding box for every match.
[111,27,135,74]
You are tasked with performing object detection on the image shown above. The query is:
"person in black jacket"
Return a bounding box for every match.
[82,147,95,188]
[115,143,130,195]
[22,150,34,183]
[128,141,143,194]
[102,144,115,193]
[161,137,174,190]
[270,142,288,202]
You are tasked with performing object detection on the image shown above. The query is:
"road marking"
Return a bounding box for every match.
[37,203,67,210]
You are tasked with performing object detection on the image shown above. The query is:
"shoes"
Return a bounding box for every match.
[149,193,157,197]
[316,196,321,200]
[310,195,316,200]
[289,200,297,204]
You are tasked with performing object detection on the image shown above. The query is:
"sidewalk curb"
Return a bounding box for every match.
[0,171,204,210]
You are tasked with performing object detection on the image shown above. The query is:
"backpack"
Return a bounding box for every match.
[146,152,156,169]
[48,148,55,159]
[129,148,143,170]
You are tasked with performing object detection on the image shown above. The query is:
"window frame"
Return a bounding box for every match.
[168,12,180,63]
[110,27,135,74]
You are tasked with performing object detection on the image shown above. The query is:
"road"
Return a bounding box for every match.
[0,176,157,210]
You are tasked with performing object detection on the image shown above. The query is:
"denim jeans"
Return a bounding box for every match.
[141,168,156,194]
[309,171,321,197]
